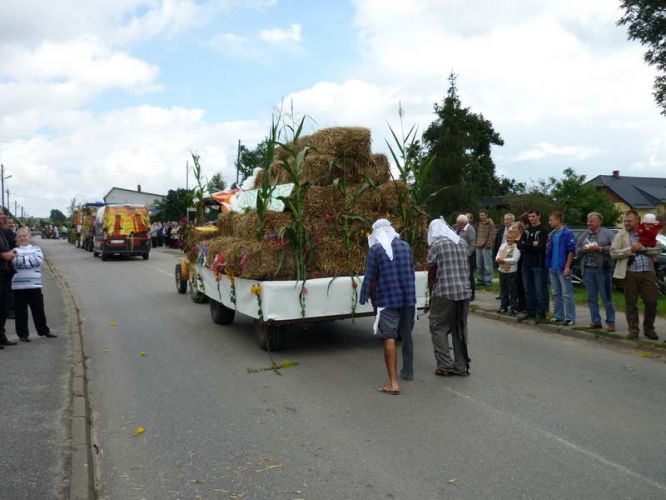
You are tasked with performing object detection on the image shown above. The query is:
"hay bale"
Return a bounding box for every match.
[365,153,391,185]
[313,236,368,277]
[307,127,371,161]
[302,185,343,216]
[378,180,407,210]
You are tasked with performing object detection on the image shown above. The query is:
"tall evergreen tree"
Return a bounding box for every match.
[421,73,505,218]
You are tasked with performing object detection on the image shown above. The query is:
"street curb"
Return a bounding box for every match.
[45,258,95,499]
[471,306,666,359]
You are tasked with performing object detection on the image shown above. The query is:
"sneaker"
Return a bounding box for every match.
[507,309,517,316]
[549,318,562,323]
[562,320,575,326]
[497,308,508,314]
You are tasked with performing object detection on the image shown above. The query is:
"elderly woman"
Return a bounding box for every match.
[12,227,56,342]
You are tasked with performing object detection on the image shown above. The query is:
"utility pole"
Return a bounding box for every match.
[6,189,9,214]
[186,161,189,191]
[235,139,241,186]
[1,164,12,211]
[14,199,17,218]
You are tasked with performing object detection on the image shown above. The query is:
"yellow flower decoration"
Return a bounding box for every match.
[250,283,262,296]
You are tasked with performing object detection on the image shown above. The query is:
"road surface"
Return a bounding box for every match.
[43,238,666,499]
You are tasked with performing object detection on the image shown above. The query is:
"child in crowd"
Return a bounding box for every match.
[12,227,56,342]
[637,213,663,263]
[495,229,521,315]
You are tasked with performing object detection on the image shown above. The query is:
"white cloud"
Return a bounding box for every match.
[3,106,267,216]
[514,142,603,162]
[259,24,302,43]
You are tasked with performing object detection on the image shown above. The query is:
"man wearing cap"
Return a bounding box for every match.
[360,219,416,395]
[427,218,472,376]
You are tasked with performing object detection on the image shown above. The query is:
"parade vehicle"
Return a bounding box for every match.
[78,202,105,252]
[93,204,151,261]
[182,260,429,352]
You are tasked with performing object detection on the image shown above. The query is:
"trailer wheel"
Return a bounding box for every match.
[189,275,208,303]
[255,320,286,351]
[175,264,187,294]
[210,299,235,325]
[93,250,99,257]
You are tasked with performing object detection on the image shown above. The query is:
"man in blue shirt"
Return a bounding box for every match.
[360,219,416,395]
[546,211,577,325]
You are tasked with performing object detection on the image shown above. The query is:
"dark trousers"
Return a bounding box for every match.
[151,236,158,248]
[624,271,657,337]
[516,260,526,312]
[522,264,548,317]
[14,288,50,338]
[468,254,476,300]
[429,296,470,374]
[0,281,10,334]
[499,272,518,311]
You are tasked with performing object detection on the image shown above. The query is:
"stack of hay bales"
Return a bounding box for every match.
[193,127,427,280]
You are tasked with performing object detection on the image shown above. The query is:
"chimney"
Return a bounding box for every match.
[612,170,619,178]
[137,184,142,192]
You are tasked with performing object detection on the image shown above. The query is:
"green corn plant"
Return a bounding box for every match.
[330,159,373,315]
[386,104,444,250]
[189,152,207,226]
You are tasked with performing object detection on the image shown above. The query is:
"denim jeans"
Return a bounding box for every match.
[549,270,576,322]
[582,267,615,326]
[476,248,494,285]
[522,264,548,317]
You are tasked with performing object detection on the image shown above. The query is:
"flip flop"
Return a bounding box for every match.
[377,386,400,395]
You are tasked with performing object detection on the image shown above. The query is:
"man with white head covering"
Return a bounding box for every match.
[427,218,472,377]
[360,219,416,395]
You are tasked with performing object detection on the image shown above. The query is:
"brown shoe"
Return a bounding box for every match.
[607,325,616,332]
[587,323,602,329]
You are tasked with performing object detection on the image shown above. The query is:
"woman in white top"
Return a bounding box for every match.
[12,228,56,342]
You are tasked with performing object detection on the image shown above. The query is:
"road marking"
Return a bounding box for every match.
[447,387,666,493]
[144,264,174,278]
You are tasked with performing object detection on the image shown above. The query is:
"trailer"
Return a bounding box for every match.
[176,259,429,351]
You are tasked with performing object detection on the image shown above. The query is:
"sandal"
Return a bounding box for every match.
[435,368,454,377]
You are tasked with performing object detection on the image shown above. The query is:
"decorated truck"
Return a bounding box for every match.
[93,204,151,261]
[78,202,105,252]
[175,125,431,351]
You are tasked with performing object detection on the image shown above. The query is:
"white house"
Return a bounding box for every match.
[103,185,165,209]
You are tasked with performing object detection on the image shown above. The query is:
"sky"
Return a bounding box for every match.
[1,0,664,217]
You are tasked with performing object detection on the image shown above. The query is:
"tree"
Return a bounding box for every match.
[207,172,227,194]
[236,139,268,184]
[544,168,622,226]
[152,189,191,222]
[50,209,66,223]
[618,1,666,115]
[421,73,508,219]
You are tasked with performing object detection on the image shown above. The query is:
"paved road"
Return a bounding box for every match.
[43,239,666,499]
[0,253,70,499]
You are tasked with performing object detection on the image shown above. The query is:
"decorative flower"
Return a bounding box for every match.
[324,213,335,223]
[239,248,250,275]
[351,281,358,289]
[211,252,226,280]
[301,286,309,295]
[250,283,262,296]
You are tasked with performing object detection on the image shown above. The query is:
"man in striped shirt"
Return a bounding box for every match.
[360,219,416,395]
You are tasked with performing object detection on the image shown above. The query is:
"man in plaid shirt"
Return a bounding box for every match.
[427,219,472,376]
[360,219,416,395]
